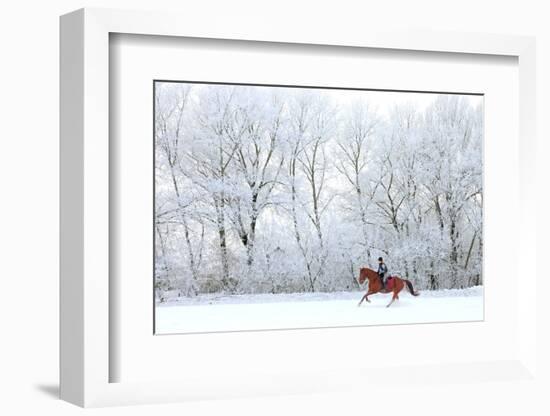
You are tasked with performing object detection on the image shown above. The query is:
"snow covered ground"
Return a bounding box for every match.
[155,286,484,334]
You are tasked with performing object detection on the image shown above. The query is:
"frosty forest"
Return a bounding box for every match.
[154,82,483,303]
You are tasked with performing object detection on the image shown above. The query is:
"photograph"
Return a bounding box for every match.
[153,81,484,334]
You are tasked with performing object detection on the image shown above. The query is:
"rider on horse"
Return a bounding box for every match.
[377,257,388,290]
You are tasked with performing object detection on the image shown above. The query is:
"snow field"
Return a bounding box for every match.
[155,287,483,334]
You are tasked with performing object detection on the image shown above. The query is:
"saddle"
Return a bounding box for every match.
[385,276,395,290]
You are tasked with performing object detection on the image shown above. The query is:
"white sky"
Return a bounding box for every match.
[320,89,483,116]
[159,81,484,117]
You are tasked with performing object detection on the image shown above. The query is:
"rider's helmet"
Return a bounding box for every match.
[378,257,383,262]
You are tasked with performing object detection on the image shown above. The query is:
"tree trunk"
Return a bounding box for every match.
[246,191,259,266]
[214,198,231,290]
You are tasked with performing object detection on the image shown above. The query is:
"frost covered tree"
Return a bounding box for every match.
[335,102,380,263]
[419,96,483,288]
[281,93,338,291]
[155,83,205,297]
[222,89,286,268]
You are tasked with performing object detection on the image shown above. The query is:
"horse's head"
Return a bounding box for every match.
[357,267,373,285]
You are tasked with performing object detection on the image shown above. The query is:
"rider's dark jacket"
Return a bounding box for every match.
[377,263,388,276]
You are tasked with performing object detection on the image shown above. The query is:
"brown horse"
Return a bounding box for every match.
[357,267,419,308]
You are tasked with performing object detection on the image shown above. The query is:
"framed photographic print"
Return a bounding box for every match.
[60,8,539,409]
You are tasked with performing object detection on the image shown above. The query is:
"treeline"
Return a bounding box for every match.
[154,83,483,300]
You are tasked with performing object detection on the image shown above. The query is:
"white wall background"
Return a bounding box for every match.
[0,1,548,415]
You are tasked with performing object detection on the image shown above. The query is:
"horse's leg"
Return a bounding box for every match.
[387,282,404,307]
[358,290,374,306]
[386,286,401,308]
[365,291,372,303]
[386,293,398,308]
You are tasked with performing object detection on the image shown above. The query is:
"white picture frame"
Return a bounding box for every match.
[60,7,538,408]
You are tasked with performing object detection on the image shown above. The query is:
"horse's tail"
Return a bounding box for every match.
[405,279,419,296]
